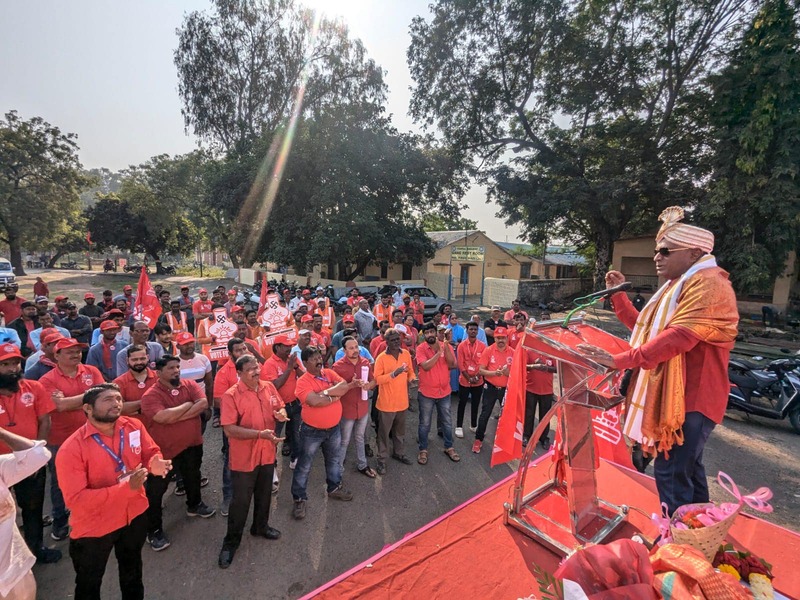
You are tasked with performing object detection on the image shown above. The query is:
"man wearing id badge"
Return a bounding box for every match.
[56,383,171,600]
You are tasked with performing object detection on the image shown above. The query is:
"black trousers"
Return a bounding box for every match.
[523,392,554,440]
[69,512,147,600]
[222,464,275,551]
[275,400,302,460]
[457,384,483,428]
[146,444,203,534]
[475,383,505,442]
[12,466,46,552]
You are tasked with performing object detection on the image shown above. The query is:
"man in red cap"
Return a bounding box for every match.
[53,295,70,321]
[86,321,130,382]
[118,285,135,313]
[473,326,514,454]
[223,289,238,317]
[0,343,61,563]
[39,338,104,540]
[260,334,302,467]
[192,289,213,334]
[25,330,65,381]
[79,292,104,330]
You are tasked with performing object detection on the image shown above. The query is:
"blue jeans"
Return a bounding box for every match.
[654,411,716,515]
[338,413,370,471]
[291,424,342,501]
[47,444,68,528]
[418,393,453,451]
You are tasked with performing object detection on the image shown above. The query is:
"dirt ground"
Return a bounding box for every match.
[18,269,800,599]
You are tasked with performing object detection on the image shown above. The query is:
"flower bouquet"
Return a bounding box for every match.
[713,544,775,600]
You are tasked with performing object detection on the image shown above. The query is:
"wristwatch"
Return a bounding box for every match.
[323,389,330,398]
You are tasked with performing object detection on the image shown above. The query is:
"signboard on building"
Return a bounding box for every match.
[450,246,486,262]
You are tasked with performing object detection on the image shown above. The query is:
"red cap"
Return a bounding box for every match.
[84,292,95,299]
[41,331,66,345]
[493,327,509,338]
[231,305,245,313]
[0,343,22,362]
[54,295,68,302]
[300,315,313,323]
[106,309,124,317]
[100,320,121,331]
[198,288,208,294]
[181,285,189,290]
[227,290,237,296]
[302,289,311,294]
[55,338,87,352]
[123,285,133,291]
[175,332,195,345]
[273,334,295,346]
[342,315,355,323]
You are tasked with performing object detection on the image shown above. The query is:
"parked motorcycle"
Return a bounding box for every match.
[728,357,800,433]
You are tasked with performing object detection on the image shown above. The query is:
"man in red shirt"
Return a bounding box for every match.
[0,343,61,564]
[524,349,556,449]
[473,327,514,454]
[578,208,738,514]
[218,355,288,569]
[456,321,486,438]
[56,383,171,599]
[113,345,158,422]
[0,284,26,325]
[503,299,529,323]
[40,337,104,541]
[290,347,359,520]
[332,337,376,478]
[33,277,49,298]
[140,355,215,552]
[508,312,527,349]
[192,288,213,333]
[369,321,390,358]
[415,323,459,465]
[261,335,302,467]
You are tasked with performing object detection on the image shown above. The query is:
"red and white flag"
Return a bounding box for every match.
[491,339,527,466]
[132,268,161,328]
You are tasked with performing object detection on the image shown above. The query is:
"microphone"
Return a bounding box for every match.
[580,282,632,302]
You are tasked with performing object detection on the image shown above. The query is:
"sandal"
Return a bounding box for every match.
[417,450,428,465]
[358,466,377,478]
[212,416,221,428]
[444,448,461,462]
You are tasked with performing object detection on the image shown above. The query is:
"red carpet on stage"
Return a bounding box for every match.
[306,456,800,599]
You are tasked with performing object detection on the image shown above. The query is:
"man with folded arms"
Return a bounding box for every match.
[56,383,171,599]
[113,345,158,421]
[140,355,215,552]
[217,355,287,568]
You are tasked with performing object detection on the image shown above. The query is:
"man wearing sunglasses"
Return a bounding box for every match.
[578,206,738,515]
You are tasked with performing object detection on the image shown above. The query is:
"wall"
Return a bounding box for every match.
[483,277,520,307]
[425,271,452,299]
[517,278,592,305]
[612,237,656,274]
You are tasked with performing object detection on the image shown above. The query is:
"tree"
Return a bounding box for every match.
[420,214,477,232]
[408,0,752,287]
[0,111,90,274]
[696,0,800,293]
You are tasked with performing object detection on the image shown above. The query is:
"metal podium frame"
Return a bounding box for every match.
[503,317,629,555]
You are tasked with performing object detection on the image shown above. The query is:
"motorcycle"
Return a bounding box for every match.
[727,357,800,434]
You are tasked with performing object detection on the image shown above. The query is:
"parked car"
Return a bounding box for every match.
[378,285,446,318]
[0,258,16,292]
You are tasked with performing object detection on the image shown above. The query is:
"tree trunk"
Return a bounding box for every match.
[8,237,25,276]
[48,251,67,269]
[229,249,240,269]
[593,234,614,291]
[344,258,371,281]
[146,251,162,274]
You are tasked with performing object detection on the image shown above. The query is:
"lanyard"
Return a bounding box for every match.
[91,428,126,473]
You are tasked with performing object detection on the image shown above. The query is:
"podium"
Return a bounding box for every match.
[503,317,631,555]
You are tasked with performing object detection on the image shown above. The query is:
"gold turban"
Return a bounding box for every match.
[656,207,714,253]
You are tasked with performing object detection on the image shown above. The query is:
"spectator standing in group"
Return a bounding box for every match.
[483,306,506,347]
[115,321,165,375]
[524,349,556,449]
[78,293,104,330]
[455,321,486,438]
[86,321,129,382]
[261,335,303,468]
[24,331,64,381]
[113,345,158,420]
[33,277,49,298]
[503,299,529,323]
[177,286,195,334]
[473,327,513,454]
[354,298,377,344]
[28,312,69,351]
[0,284,26,324]
[60,302,93,346]
[8,302,39,359]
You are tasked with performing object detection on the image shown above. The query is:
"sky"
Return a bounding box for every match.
[0,0,524,243]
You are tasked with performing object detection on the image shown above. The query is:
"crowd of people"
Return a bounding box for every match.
[0,276,555,598]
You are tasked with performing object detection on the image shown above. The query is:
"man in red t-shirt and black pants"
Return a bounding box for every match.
[473,327,514,454]
[524,349,556,449]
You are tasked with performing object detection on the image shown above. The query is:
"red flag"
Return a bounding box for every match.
[491,339,527,466]
[86,231,92,245]
[132,268,161,328]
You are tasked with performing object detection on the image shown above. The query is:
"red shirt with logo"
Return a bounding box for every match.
[415,342,451,399]
[456,338,486,387]
[213,358,239,399]
[479,344,514,388]
[0,380,53,453]
[295,369,344,429]
[525,349,554,395]
[140,380,205,459]
[112,369,157,423]
[331,356,372,420]
[40,364,105,446]
[221,380,284,471]
[260,354,298,404]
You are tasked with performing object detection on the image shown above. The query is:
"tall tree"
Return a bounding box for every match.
[0,111,90,274]
[696,0,800,293]
[408,0,752,286]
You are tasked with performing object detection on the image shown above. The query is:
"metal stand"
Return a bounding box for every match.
[503,317,630,555]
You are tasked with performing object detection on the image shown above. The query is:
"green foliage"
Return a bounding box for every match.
[408,0,753,287]
[696,0,800,293]
[420,213,478,232]
[0,110,92,273]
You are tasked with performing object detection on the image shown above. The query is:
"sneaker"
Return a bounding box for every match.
[293,499,306,520]
[472,440,482,454]
[469,426,477,433]
[35,547,62,564]
[187,502,216,518]
[200,476,209,488]
[289,458,298,470]
[42,515,53,527]
[174,482,186,496]
[455,427,464,438]
[50,524,69,541]
[220,498,231,517]
[272,481,280,494]
[327,486,353,501]
[364,444,374,458]
[281,444,291,456]
[148,530,171,552]
[522,437,529,448]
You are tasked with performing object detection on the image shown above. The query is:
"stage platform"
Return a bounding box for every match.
[304,454,800,599]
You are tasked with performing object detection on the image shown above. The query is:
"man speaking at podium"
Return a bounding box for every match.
[580,207,738,515]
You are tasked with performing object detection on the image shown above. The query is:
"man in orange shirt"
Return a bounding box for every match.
[508,312,527,349]
[290,347,359,520]
[373,329,417,475]
[112,345,158,422]
[310,314,332,363]
[40,338,105,541]
[0,343,61,564]
[415,323,459,465]
[345,288,361,308]
[473,327,514,454]
[369,321,390,359]
[372,294,394,324]
[409,292,425,327]
[56,383,171,599]
[455,321,485,438]
[218,355,287,568]
[261,335,302,467]
[524,349,556,449]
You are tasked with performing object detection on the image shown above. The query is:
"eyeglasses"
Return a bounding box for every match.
[654,247,692,257]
